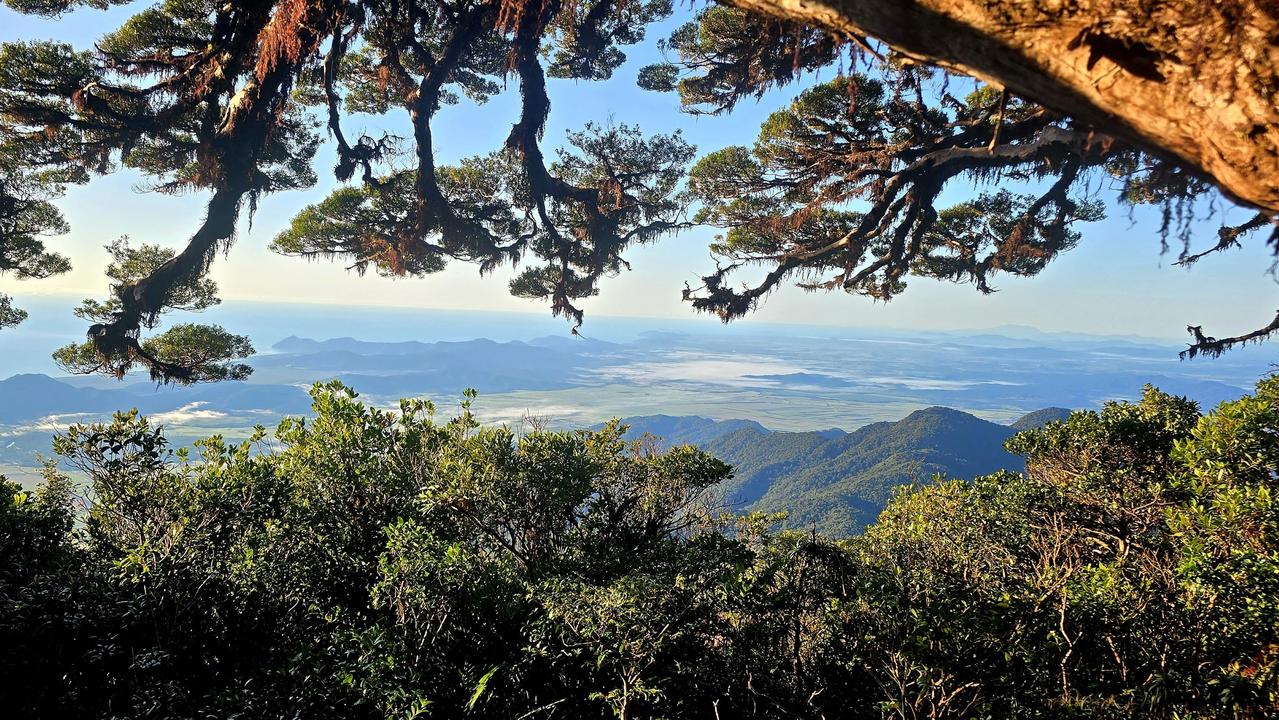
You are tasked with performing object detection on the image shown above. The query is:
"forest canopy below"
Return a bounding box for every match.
[2,3,1277,717]
[0,0,1277,383]
[2,378,1278,718]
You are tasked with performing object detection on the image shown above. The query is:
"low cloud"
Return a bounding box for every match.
[592,351,805,387]
[476,403,591,427]
[150,402,228,425]
[0,412,98,437]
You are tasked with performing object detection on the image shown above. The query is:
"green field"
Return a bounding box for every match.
[442,383,1031,432]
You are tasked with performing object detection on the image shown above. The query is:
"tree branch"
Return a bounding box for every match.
[726,0,1279,213]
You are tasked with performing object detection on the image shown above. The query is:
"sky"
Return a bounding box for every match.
[2,1,1277,344]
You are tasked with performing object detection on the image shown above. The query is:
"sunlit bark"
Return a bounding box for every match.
[730,0,1279,212]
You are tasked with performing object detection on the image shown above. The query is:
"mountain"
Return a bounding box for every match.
[618,405,1071,535]
[0,374,122,422]
[0,374,312,425]
[614,415,770,447]
[1010,407,1072,431]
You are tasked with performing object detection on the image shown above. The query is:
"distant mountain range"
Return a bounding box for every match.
[2,325,1260,510]
[3,367,1070,536]
[0,373,313,425]
[616,406,1072,535]
[0,333,618,427]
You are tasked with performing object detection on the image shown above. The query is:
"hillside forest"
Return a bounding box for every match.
[3,379,1278,718]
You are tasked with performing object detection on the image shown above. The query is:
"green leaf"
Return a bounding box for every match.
[467,665,500,710]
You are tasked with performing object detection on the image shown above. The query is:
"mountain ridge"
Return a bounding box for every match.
[0,373,312,424]
[616,405,1069,534]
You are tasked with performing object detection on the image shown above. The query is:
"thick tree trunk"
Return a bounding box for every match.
[728,0,1279,213]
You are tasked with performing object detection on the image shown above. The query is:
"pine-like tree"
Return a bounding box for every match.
[1,0,1274,380]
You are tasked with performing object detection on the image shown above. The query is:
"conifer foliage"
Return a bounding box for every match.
[0,0,694,382]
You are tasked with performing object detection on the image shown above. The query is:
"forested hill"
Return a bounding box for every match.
[618,407,1068,534]
[1009,406,1072,431]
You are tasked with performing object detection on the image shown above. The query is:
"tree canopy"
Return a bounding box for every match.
[0,0,1275,382]
[3,378,1278,717]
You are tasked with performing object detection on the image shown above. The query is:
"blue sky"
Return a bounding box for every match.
[2,1,1276,343]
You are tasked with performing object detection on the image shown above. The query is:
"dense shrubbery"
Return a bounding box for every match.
[2,380,1277,718]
